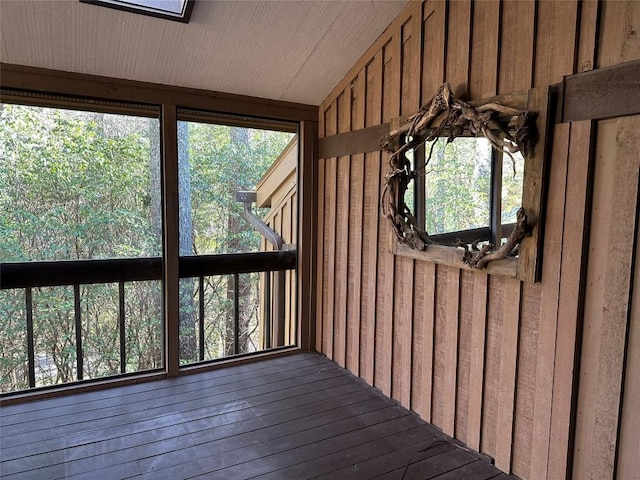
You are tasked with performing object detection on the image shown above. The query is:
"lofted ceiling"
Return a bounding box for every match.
[0,0,408,106]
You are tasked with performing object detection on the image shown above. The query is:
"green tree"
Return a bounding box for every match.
[181,121,294,360]
[0,104,162,390]
[0,104,294,391]
[424,137,492,235]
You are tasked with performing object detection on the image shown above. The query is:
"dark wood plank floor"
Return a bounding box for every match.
[0,352,513,479]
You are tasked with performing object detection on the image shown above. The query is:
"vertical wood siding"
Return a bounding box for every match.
[573,114,640,480]
[263,189,297,346]
[315,1,640,478]
[572,2,640,479]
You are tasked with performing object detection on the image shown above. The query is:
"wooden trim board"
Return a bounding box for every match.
[0,63,317,123]
[318,123,390,159]
[562,59,640,122]
[318,59,640,160]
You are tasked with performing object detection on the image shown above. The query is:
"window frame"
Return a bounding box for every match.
[0,64,317,400]
[414,137,520,246]
[173,110,299,365]
[80,0,195,23]
[389,87,551,283]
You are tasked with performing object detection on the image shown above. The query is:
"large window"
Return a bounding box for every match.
[176,114,297,365]
[0,104,162,262]
[0,102,163,390]
[0,99,299,394]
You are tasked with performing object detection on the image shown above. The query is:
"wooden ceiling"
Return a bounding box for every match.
[0,0,408,105]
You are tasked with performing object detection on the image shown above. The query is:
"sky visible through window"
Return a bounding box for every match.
[83,0,192,21]
[120,0,187,15]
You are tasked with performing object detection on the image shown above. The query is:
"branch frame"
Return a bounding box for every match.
[382,84,551,283]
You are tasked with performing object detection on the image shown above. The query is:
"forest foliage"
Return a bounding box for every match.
[0,103,294,392]
[419,136,523,238]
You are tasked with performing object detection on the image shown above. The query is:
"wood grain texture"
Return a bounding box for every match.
[312,1,639,478]
[534,0,579,87]
[464,0,498,453]
[597,0,640,68]
[374,37,399,398]
[359,52,383,386]
[494,277,521,473]
[576,0,600,73]
[468,0,500,100]
[391,10,421,408]
[573,116,640,480]
[492,5,545,473]
[410,261,436,422]
[455,270,475,445]
[392,255,413,407]
[430,0,471,439]
[513,121,569,479]
[569,9,640,477]
[12,1,640,478]
[315,156,325,353]
[333,89,351,368]
[0,353,508,480]
[562,60,640,123]
[346,71,366,376]
[432,264,450,432]
[319,3,420,111]
[432,265,460,437]
[455,270,489,450]
[467,272,487,452]
[317,124,390,159]
[516,90,550,283]
[548,120,594,480]
[481,275,504,459]
[421,0,447,101]
[443,266,461,437]
[529,124,570,479]
[322,103,338,360]
[480,273,521,474]
[617,221,640,480]
[394,243,517,277]
[498,0,535,94]
[400,5,423,115]
[445,0,472,98]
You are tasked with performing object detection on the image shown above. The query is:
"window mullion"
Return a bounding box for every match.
[161,104,180,377]
[415,143,426,231]
[491,149,504,247]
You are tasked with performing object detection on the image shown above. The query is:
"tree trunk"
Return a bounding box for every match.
[177,122,197,363]
[150,122,162,253]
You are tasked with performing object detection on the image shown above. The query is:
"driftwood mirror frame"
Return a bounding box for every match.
[381,84,551,283]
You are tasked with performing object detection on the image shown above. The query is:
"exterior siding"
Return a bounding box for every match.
[315,1,640,478]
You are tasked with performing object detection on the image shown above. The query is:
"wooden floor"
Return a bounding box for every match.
[0,353,513,480]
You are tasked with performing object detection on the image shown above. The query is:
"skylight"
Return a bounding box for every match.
[81,0,194,23]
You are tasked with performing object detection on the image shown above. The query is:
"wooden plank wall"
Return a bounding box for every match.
[572,2,640,479]
[262,187,297,346]
[315,1,640,478]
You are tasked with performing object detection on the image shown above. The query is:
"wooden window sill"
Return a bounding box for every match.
[392,240,518,278]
